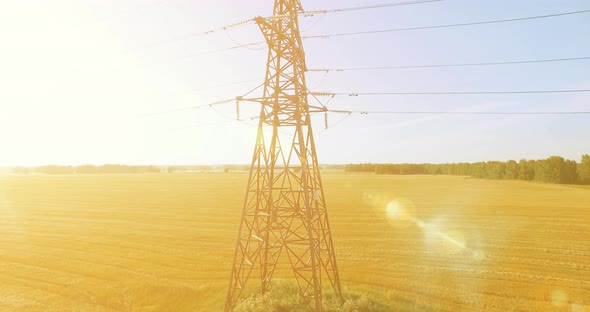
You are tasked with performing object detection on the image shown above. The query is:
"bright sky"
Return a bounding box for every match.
[0,0,589,166]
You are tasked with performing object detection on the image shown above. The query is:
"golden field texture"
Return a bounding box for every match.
[1,173,589,311]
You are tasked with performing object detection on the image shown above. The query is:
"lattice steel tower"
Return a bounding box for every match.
[225,0,342,311]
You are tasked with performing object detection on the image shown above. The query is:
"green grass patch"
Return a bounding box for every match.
[234,279,390,312]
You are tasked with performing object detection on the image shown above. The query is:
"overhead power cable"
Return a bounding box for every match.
[311,89,590,97]
[303,0,443,16]
[308,56,590,72]
[328,109,590,115]
[180,41,266,59]
[140,98,235,117]
[303,9,590,39]
[179,9,590,58]
[148,0,442,47]
[319,108,590,133]
[141,86,590,118]
[144,19,255,48]
[202,98,236,107]
[193,78,261,92]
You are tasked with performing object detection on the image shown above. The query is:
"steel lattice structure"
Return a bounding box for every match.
[225,0,342,311]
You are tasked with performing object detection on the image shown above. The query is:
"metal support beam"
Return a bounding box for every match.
[225,1,342,311]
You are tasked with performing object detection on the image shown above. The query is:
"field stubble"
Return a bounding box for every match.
[1,173,589,311]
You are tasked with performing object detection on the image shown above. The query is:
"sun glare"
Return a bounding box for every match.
[550,289,568,307]
[385,199,416,227]
[2,0,589,310]
[381,198,476,256]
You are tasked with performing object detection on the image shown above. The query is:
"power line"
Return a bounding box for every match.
[329,109,590,115]
[203,98,236,107]
[317,110,353,134]
[303,9,590,39]
[303,0,443,16]
[144,87,590,118]
[180,41,265,59]
[143,19,255,48]
[319,108,590,132]
[224,30,266,51]
[193,78,261,92]
[146,0,442,48]
[311,89,590,96]
[139,79,263,120]
[308,56,590,72]
[179,9,590,58]
[141,106,194,117]
[140,98,235,118]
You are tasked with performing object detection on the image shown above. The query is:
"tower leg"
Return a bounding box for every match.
[225,1,342,310]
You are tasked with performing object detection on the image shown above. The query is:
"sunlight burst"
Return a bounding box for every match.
[381,199,479,256]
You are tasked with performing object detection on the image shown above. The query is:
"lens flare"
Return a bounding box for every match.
[550,289,568,307]
[376,194,486,258]
[386,201,402,218]
[472,249,486,261]
[385,199,416,228]
[571,303,585,312]
[422,220,468,255]
[441,230,466,254]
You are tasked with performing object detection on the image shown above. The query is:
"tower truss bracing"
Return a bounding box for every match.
[225,0,342,311]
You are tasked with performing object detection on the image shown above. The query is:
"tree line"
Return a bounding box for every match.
[345,155,590,185]
[12,164,162,175]
[10,164,253,174]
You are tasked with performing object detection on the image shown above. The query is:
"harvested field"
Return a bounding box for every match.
[1,173,589,311]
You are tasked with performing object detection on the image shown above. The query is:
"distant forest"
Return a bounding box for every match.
[12,164,162,175]
[10,164,252,175]
[9,164,348,175]
[345,155,590,185]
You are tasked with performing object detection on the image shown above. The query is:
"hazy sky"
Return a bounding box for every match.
[0,0,589,166]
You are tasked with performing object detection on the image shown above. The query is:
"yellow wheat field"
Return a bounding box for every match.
[1,173,589,311]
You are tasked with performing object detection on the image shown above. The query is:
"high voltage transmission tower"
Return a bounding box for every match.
[225,0,342,311]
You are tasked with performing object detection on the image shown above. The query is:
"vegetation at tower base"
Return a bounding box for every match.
[345,154,590,185]
[233,280,388,312]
